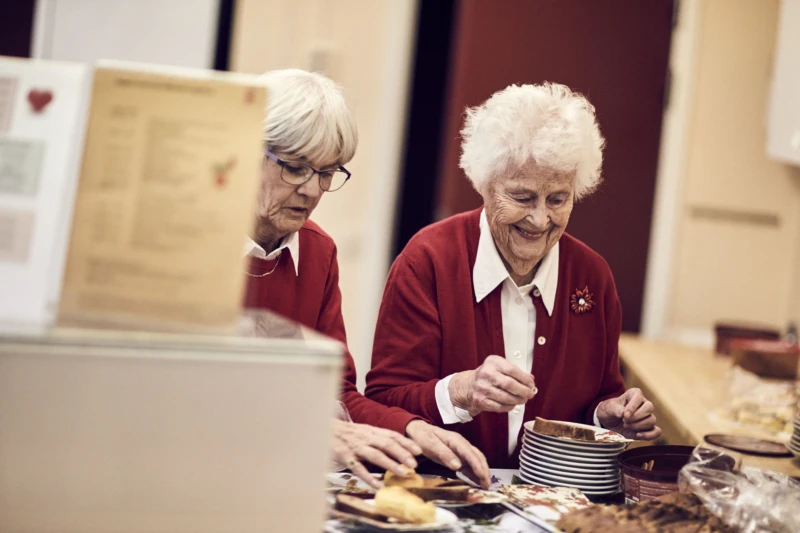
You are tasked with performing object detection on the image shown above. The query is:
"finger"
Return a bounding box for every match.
[485,385,528,406]
[490,372,537,400]
[477,396,516,413]
[495,360,536,389]
[625,414,657,431]
[389,431,424,457]
[630,400,654,422]
[369,435,418,469]
[623,390,645,421]
[346,458,382,489]
[439,433,491,489]
[635,426,662,441]
[419,433,463,472]
[355,445,410,478]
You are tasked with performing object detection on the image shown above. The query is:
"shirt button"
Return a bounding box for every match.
[514,350,522,359]
[515,296,524,305]
[537,336,546,345]
[512,406,521,414]
[533,288,541,297]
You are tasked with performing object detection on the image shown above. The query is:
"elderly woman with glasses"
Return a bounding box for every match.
[243,69,490,488]
[365,83,661,468]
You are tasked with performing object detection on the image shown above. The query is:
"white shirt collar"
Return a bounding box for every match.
[243,232,300,275]
[473,209,559,316]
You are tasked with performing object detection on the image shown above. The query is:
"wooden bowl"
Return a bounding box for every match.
[714,322,781,356]
[729,339,800,380]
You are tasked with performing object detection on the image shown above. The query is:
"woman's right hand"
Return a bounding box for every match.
[331,419,422,489]
[448,355,537,416]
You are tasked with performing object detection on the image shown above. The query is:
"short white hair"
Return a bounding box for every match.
[259,68,358,165]
[459,82,605,200]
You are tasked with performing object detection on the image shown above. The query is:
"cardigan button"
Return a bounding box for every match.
[537,336,546,345]
[533,288,541,297]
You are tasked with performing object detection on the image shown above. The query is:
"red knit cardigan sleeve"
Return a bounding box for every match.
[318,244,423,434]
[365,254,444,425]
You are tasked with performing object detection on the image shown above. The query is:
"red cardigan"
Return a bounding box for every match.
[243,220,419,435]
[365,208,626,468]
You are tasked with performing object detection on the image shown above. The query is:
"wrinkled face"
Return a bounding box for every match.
[255,152,339,241]
[483,160,575,280]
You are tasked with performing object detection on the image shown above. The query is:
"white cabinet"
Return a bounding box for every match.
[767,0,800,165]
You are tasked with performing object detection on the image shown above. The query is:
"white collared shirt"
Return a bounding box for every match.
[435,209,598,456]
[243,232,300,275]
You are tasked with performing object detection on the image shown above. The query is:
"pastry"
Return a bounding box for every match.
[374,486,437,524]
[383,469,425,488]
[557,492,737,532]
[334,494,390,522]
[534,417,596,442]
[407,478,470,501]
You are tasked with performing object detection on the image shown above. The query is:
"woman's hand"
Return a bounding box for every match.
[448,355,537,416]
[405,420,491,489]
[596,388,662,440]
[332,420,422,489]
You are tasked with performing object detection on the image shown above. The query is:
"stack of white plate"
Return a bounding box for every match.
[789,414,800,458]
[518,420,629,498]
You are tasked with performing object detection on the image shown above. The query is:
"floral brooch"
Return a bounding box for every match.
[570,287,594,315]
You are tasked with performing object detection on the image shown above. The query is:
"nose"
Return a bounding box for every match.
[528,202,549,228]
[296,172,323,198]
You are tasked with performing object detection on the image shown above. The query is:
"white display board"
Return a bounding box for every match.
[767,0,800,166]
[0,57,91,327]
[32,0,220,69]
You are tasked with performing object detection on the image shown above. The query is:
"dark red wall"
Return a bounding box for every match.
[435,0,675,332]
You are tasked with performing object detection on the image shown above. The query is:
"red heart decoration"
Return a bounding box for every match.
[28,89,53,113]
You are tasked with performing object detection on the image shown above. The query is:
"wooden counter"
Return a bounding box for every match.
[618,334,800,477]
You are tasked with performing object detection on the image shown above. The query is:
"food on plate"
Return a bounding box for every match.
[557,492,736,533]
[534,417,596,442]
[383,469,425,488]
[406,478,470,502]
[334,494,390,522]
[374,486,437,524]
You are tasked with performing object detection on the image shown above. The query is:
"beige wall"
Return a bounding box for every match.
[230,0,418,388]
[667,0,800,339]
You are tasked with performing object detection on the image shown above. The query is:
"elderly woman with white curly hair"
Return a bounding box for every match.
[365,83,661,468]
[243,68,490,487]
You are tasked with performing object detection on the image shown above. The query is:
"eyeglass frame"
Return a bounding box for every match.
[264,149,351,192]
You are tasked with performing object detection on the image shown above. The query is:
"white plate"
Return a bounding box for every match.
[521,455,619,476]
[331,500,459,531]
[524,419,632,444]
[520,450,617,470]
[522,445,620,465]
[523,436,625,458]
[520,458,620,481]
[523,429,628,450]
[517,473,620,496]
[518,473,620,494]
[519,465,619,487]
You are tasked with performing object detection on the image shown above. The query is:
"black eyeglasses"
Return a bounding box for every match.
[264,149,351,192]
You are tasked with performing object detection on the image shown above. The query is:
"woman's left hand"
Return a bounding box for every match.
[596,388,662,440]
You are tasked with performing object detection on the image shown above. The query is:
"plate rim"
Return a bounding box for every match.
[523,419,632,444]
[520,465,620,486]
[519,466,621,489]
[331,500,459,531]
[523,436,626,457]
[516,474,621,495]
[520,459,621,481]
[522,444,621,464]
[520,456,620,476]
[520,450,618,469]
[524,429,628,449]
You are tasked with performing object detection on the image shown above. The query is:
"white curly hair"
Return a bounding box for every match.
[259,68,358,165]
[459,82,605,200]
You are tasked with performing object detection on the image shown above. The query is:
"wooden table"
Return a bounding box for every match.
[618,334,800,477]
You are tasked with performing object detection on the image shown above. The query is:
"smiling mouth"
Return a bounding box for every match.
[514,225,546,240]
